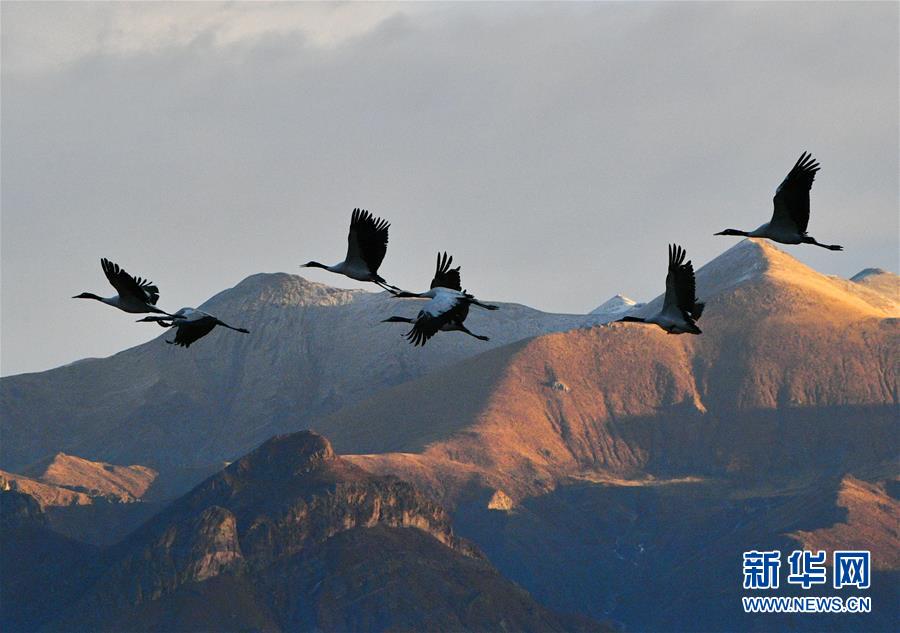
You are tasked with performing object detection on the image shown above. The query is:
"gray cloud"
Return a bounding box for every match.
[2,2,897,375]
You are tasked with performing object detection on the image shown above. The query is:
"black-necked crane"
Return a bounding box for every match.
[383,252,496,346]
[618,244,705,335]
[302,208,401,291]
[715,152,842,251]
[138,308,249,348]
[73,258,176,316]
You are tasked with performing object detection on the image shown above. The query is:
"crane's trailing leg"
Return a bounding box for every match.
[802,236,843,251]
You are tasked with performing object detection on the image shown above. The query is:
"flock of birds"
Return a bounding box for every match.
[74,152,842,347]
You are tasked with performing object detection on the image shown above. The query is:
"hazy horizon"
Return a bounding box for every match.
[2,1,898,376]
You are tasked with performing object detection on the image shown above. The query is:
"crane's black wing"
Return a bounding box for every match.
[451,300,471,325]
[345,208,390,274]
[664,244,704,320]
[167,317,218,348]
[101,258,160,305]
[405,296,469,347]
[771,152,820,234]
[430,252,462,291]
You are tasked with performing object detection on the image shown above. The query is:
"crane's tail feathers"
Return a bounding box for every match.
[471,299,499,310]
[692,302,705,319]
[618,316,646,323]
[680,312,702,335]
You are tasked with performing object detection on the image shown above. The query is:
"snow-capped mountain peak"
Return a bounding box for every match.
[590,294,643,320]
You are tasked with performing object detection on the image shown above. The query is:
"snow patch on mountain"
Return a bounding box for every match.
[851,268,888,282]
[590,295,643,321]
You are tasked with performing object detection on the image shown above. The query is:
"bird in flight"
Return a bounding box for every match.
[715,152,842,250]
[73,258,176,316]
[618,244,704,335]
[302,208,401,292]
[138,308,249,348]
[384,252,496,346]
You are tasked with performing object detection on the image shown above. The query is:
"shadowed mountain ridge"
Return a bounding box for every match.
[44,431,607,633]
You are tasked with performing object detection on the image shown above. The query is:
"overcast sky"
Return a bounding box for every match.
[2,1,897,376]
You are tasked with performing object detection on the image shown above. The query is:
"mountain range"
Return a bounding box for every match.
[1,273,620,481]
[4,432,607,632]
[1,239,897,632]
[317,240,897,499]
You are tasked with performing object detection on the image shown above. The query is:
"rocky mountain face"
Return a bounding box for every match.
[1,453,162,547]
[0,274,605,481]
[791,475,900,571]
[0,453,168,545]
[22,452,157,503]
[45,432,606,633]
[452,473,899,633]
[1,469,94,508]
[318,240,897,502]
[301,239,898,632]
[0,453,157,509]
